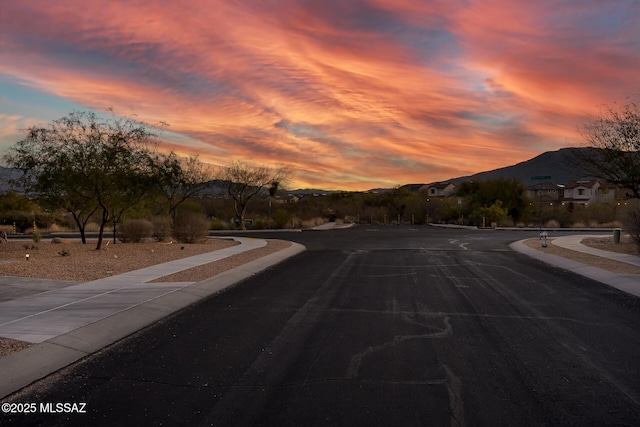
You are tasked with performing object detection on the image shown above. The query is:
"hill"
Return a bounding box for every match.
[440,147,595,187]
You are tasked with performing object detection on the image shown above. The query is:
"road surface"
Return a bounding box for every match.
[2,227,639,426]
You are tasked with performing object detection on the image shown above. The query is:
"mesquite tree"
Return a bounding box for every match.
[218,161,290,229]
[4,111,164,249]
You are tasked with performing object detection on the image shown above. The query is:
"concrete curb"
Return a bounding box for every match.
[509,238,640,298]
[0,242,306,399]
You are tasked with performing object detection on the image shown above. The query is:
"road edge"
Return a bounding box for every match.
[510,238,640,298]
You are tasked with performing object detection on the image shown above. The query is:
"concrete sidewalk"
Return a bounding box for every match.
[510,235,640,298]
[0,237,305,398]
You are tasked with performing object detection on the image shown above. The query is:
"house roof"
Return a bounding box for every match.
[565,179,599,189]
[427,182,455,190]
[527,182,561,191]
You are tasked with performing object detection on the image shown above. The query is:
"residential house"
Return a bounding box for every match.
[527,182,564,204]
[562,180,601,205]
[422,182,457,198]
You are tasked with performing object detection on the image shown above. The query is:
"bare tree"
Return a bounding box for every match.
[155,153,213,220]
[218,161,290,229]
[578,99,640,198]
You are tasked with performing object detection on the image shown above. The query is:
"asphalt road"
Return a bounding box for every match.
[3,226,640,426]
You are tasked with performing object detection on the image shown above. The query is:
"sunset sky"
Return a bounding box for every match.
[1,1,639,190]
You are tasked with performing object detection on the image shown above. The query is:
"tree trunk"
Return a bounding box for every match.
[233,198,248,230]
[95,209,109,250]
[70,214,87,244]
[239,205,249,230]
[70,206,99,244]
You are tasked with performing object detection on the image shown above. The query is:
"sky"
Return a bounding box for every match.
[1,1,639,190]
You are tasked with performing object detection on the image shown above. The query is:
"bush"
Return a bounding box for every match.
[118,219,154,243]
[173,211,210,243]
[272,209,291,229]
[211,217,227,230]
[469,200,511,227]
[252,215,269,229]
[151,216,172,242]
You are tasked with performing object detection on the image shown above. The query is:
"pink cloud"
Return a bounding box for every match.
[1,0,638,190]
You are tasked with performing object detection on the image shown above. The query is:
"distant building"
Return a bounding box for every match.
[563,180,598,204]
[527,182,564,203]
[527,179,623,206]
[422,182,457,198]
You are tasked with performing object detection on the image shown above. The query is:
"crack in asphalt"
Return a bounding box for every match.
[347,316,453,380]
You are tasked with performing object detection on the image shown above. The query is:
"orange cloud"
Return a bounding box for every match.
[1,0,638,190]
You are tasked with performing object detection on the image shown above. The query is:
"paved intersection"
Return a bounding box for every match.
[1,226,639,426]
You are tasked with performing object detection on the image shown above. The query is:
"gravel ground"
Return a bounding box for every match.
[150,240,291,283]
[0,339,32,358]
[582,235,640,256]
[0,237,290,358]
[0,238,239,281]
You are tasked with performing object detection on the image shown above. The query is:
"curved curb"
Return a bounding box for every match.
[510,238,640,298]
[0,241,306,399]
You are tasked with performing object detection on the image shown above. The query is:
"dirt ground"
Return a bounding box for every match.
[581,235,639,256]
[0,237,239,281]
[523,236,640,275]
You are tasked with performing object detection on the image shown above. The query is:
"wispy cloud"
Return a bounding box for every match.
[1,0,638,189]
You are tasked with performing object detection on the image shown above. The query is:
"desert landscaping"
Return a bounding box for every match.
[0,236,292,359]
[524,235,640,274]
[0,236,291,282]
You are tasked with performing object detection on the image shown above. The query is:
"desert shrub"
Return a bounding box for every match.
[1,211,32,233]
[211,217,227,230]
[272,209,291,229]
[151,216,172,241]
[624,200,640,251]
[118,219,154,243]
[469,200,511,227]
[252,215,269,229]
[589,202,616,225]
[601,220,623,228]
[545,219,561,228]
[173,210,210,243]
[301,217,326,228]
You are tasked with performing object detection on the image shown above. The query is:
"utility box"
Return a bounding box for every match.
[613,228,621,244]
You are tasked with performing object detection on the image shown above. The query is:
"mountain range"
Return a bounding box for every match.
[0,147,595,195]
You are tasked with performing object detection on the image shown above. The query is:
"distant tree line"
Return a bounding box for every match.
[2,98,640,249]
